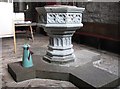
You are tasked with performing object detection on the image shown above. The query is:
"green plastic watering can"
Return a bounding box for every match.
[22,44,33,68]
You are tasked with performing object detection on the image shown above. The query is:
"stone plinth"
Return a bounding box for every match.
[8,55,120,89]
[36,5,85,64]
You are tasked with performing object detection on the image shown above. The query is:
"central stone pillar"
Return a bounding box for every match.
[36,5,85,64]
[44,27,76,64]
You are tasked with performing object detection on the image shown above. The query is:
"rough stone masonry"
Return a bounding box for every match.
[77,2,120,24]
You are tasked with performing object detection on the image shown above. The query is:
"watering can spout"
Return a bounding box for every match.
[22,44,33,68]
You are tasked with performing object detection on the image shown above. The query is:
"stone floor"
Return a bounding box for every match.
[0,34,120,88]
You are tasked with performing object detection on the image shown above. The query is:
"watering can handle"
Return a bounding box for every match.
[28,50,34,61]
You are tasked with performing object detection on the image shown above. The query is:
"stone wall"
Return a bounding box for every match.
[77,2,120,24]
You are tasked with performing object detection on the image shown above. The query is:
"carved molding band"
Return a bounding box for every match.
[47,13,82,24]
[49,37,72,47]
